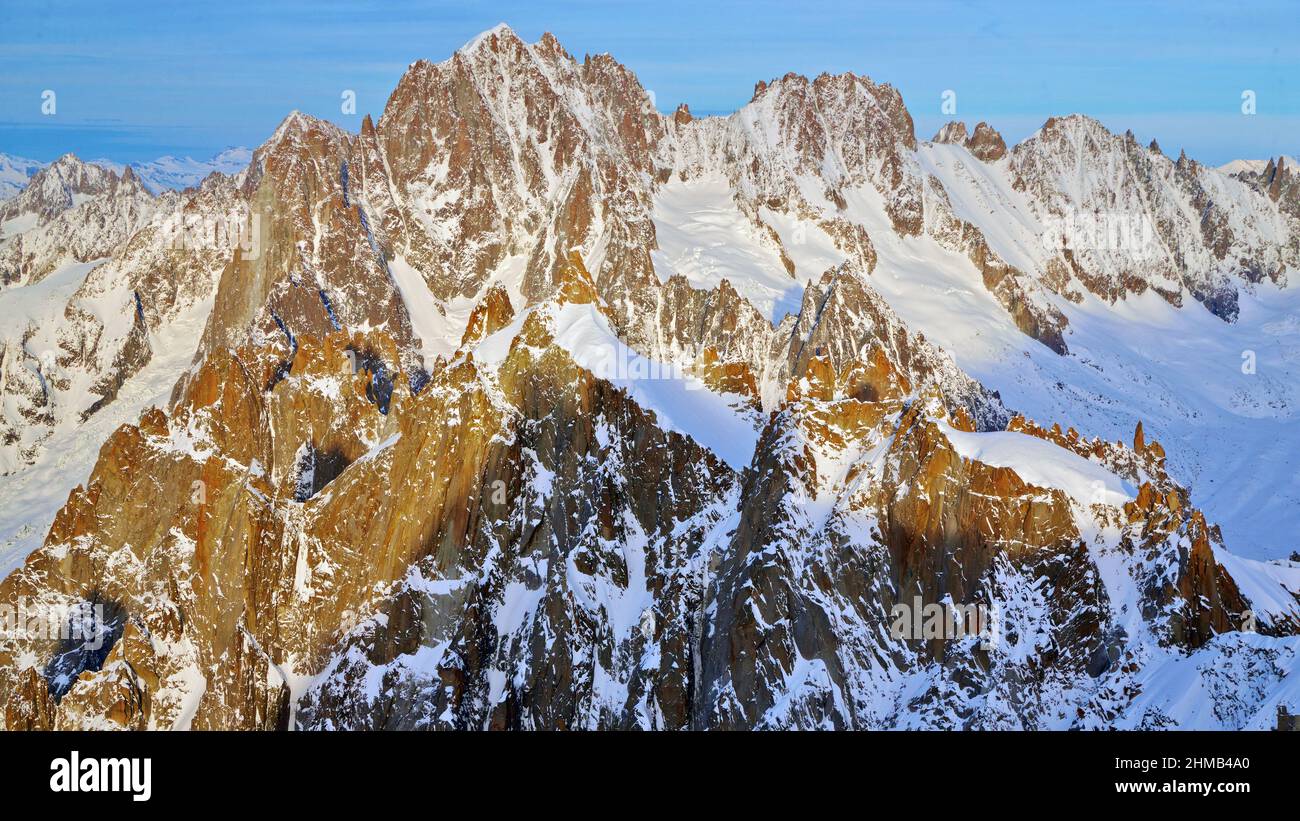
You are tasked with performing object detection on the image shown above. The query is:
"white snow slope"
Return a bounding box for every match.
[0,259,213,578]
[0,154,46,201]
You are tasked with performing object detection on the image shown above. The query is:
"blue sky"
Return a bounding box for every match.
[1,0,1296,166]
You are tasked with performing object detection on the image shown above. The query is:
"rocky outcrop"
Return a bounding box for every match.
[1239,156,1300,222]
[460,284,515,347]
[932,120,1006,162]
[966,122,1007,162]
[932,121,969,145]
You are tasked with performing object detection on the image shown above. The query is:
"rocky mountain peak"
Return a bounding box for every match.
[966,121,1007,161]
[457,21,524,57]
[242,110,351,197]
[262,110,349,154]
[1257,155,1300,217]
[932,120,969,144]
[932,120,1006,161]
[0,152,130,223]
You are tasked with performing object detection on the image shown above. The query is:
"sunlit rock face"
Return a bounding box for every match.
[0,26,1297,731]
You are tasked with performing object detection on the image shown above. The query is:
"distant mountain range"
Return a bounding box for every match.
[0,146,252,200]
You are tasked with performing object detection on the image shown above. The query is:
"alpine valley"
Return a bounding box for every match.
[1,25,1298,731]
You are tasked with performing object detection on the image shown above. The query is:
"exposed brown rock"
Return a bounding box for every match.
[965,122,1007,161]
[460,284,515,347]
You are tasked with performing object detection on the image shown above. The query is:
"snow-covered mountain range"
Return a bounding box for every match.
[0,154,47,201]
[0,147,252,202]
[0,25,1297,730]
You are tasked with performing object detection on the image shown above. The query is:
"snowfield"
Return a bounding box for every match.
[936,418,1136,506]
[652,174,807,322]
[474,301,761,471]
[0,259,213,578]
[549,302,760,470]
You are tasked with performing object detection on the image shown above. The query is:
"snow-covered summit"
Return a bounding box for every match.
[1220,158,1271,176]
[458,21,518,54]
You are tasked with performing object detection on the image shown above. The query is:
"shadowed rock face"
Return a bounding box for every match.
[0,26,1296,730]
[696,399,1095,729]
